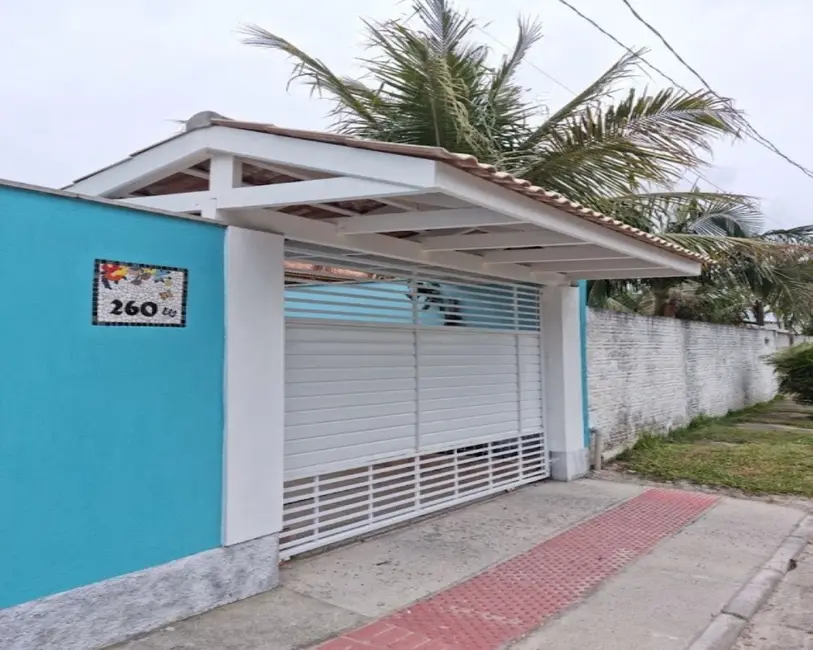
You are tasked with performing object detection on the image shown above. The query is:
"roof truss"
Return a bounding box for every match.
[64,123,702,285]
[120,177,424,212]
[335,209,519,234]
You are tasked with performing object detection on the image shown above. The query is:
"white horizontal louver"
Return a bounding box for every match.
[285,324,417,475]
[280,433,547,558]
[282,245,548,556]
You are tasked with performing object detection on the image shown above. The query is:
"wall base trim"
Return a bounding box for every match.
[0,533,279,650]
[549,448,590,481]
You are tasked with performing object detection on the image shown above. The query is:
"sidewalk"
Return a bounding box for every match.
[112,480,807,650]
[733,547,813,649]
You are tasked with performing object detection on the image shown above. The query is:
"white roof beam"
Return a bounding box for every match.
[568,268,691,280]
[192,156,360,216]
[229,208,564,285]
[66,124,439,200]
[207,126,438,187]
[529,258,662,273]
[240,158,413,214]
[65,128,211,197]
[336,208,519,235]
[216,177,424,209]
[176,162,361,216]
[180,167,210,180]
[483,246,631,264]
[420,231,582,251]
[435,165,701,276]
[179,159,358,216]
[119,177,424,213]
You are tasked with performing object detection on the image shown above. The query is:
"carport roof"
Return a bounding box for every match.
[64,112,704,286]
[210,119,702,264]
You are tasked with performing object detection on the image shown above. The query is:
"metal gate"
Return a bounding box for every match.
[281,244,548,557]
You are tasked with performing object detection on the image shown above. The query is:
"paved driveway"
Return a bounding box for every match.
[111,479,807,650]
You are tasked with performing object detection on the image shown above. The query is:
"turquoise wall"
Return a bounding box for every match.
[0,186,225,608]
[579,280,590,447]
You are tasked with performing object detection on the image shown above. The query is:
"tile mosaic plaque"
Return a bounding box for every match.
[92,259,188,327]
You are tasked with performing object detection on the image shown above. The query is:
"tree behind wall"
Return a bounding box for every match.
[768,343,813,403]
[243,0,813,327]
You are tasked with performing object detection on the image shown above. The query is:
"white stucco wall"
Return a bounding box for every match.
[587,309,798,451]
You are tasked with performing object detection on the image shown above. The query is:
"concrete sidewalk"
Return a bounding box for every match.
[733,546,813,649]
[112,480,806,650]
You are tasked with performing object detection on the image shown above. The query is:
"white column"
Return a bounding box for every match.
[541,285,588,481]
[204,154,243,219]
[223,227,285,546]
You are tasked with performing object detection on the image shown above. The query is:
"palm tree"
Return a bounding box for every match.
[242,0,741,206]
[589,191,813,324]
[243,0,813,325]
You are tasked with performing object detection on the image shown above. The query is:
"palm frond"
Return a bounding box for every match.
[663,233,803,262]
[244,0,813,331]
[605,191,762,236]
[490,17,543,98]
[519,50,641,151]
[240,24,382,130]
[521,89,741,199]
[762,225,813,244]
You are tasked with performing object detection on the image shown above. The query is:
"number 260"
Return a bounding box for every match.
[110,300,158,317]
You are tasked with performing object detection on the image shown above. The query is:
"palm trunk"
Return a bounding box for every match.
[753,301,766,327]
[653,286,676,318]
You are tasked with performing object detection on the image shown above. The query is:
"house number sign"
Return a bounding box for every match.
[92,259,188,327]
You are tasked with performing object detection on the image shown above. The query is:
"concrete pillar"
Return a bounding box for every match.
[223,227,285,546]
[541,285,589,481]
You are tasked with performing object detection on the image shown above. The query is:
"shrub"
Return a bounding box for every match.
[767,343,813,403]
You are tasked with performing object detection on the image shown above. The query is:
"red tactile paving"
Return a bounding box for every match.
[314,488,717,650]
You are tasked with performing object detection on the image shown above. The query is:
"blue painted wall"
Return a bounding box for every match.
[0,186,225,608]
[579,280,590,447]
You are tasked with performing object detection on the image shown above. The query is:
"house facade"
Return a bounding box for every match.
[0,113,702,649]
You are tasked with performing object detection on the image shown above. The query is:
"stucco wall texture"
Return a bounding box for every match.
[587,309,796,451]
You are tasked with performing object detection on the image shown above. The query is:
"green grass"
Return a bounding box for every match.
[615,400,813,497]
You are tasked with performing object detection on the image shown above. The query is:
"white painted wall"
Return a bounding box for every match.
[541,286,588,480]
[223,228,285,546]
[587,309,798,451]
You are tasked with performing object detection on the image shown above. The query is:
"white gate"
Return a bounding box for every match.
[281,245,548,557]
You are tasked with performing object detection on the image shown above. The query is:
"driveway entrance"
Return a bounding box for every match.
[111,480,807,650]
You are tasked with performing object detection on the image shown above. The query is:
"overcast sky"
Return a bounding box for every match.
[1,0,811,228]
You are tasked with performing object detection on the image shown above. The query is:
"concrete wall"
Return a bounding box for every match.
[586,308,796,451]
[0,185,225,609]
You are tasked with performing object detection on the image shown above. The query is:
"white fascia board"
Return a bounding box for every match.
[434,165,702,276]
[119,177,424,213]
[63,124,439,200]
[64,129,211,197]
[206,126,439,187]
[336,208,520,234]
[229,208,565,285]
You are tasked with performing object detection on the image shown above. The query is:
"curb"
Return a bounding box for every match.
[686,514,812,650]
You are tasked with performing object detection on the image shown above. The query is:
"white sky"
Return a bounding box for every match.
[1,0,811,229]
